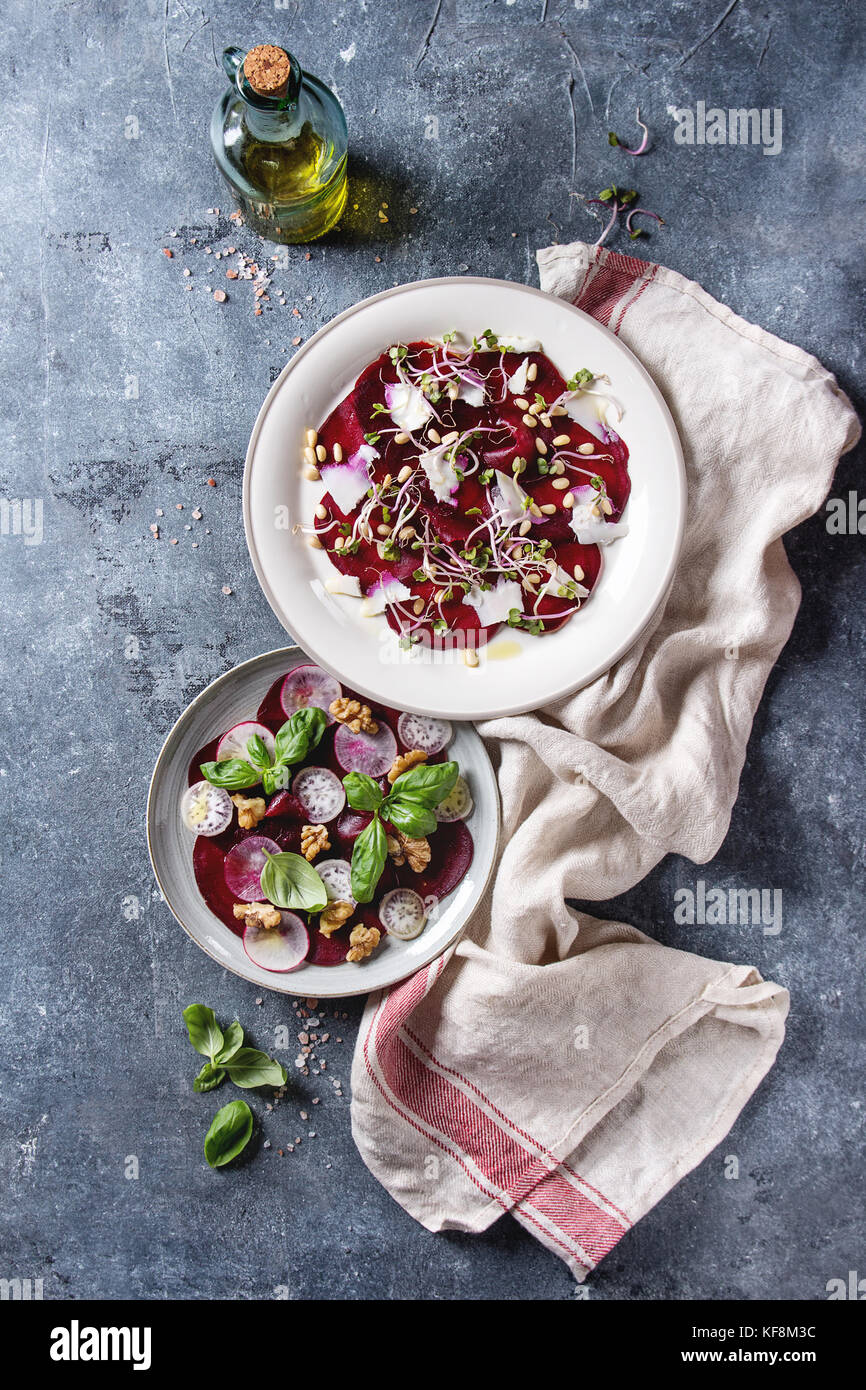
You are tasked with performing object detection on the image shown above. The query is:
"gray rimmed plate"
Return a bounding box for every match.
[146,646,500,998]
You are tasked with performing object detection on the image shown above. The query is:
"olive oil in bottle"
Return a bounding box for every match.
[211,43,348,243]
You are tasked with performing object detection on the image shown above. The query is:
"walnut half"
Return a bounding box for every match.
[329,696,379,735]
[387,830,431,873]
[387,748,427,784]
[301,823,330,862]
[233,901,281,930]
[231,794,267,830]
[346,924,381,963]
[319,899,354,938]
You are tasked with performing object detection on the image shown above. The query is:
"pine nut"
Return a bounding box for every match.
[521,413,535,427]
[540,503,557,515]
[315,503,328,520]
[381,473,392,488]
[529,502,542,518]
[529,401,544,416]
[434,588,446,604]
[441,430,458,446]
[552,477,570,491]
[526,362,538,382]
[601,497,613,515]
[519,518,532,536]
[514,396,530,411]
[399,526,416,542]
[578,442,595,455]
[303,465,320,481]
[305,428,318,448]
[535,437,547,455]
[447,382,459,399]
[397,465,413,483]
[303,446,317,465]
[334,535,345,550]
[540,413,552,429]
[413,597,424,615]
[563,492,574,508]
[394,431,410,445]
[332,442,343,462]
[524,573,541,587]
[552,434,570,447]
[463,648,479,668]
[377,524,391,537]
[550,459,565,476]
[573,564,585,581]
[428,428,441,444]
[315,444,327,463]
[550,404,567,416]
[307,534,322,549]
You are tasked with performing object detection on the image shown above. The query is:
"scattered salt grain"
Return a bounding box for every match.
[221,585,232,595]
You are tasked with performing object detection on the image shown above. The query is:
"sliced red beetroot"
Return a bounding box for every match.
[243,912,309,973]
[334,721,397,778]
[336,807,373,841]
[264,790,305,820]
[291,765,346,822]
[224,835,281,902]
[410,820,474,902]
[280,665,342,723]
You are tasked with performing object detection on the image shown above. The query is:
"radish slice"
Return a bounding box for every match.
[216,720,276,764]
[181,780,233,836]
[291,766,346,823]
[243,911,309,973]
[316,858,355,903]
[397,712,453,755]
[224,835,281,902]
[280,664,342,724]
[334,722,397,778]
[379,888,427,940]
[435,774,473,822]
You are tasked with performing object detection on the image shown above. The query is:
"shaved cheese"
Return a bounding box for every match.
[360,575,412,617]
[320,454,373,514]
[325,573,362,598]
[419,444,460,505]
[570,510,629,546]
[497,334,542,353]
[506,357,530,394]
[457,377,486,408]
[541,565,590,599]
[491,469,528,523]
[462,577,523,626]
[385,380,432,432]
[561,392,608,440]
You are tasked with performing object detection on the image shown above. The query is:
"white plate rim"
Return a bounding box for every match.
[146,644,501,998]
[242,274,686,718]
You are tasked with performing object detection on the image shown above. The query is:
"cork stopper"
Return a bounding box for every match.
[243,44,291,97]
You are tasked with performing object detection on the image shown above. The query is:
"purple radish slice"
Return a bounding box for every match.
[397,712,453,755]
[243,912,309,972]
[181,780,234,836]
[334,721,397,778]
[316,857,355,903]
[224,835,281,902]
[216,720,276,764]
[280,664,342,724]
[435,774,473,823]
[379,888,428,940]
[291,766,346,823]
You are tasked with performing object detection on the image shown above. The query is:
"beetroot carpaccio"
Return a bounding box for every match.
[182,666,474,971]
[303,333,630,651]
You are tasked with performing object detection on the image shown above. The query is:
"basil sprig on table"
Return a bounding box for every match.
[343,761,459,903]
[200,706,327,794]
[260,849,328,912]
[182,1005,286,1095]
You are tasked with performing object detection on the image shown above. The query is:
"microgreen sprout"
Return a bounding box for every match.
[608,108,650,156]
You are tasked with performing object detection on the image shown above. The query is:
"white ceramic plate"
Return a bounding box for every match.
[244,276,685,719]
[147,647,500,998]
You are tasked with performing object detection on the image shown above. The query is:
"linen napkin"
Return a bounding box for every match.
[349,242,861,1279]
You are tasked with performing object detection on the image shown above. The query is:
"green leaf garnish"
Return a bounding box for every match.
[260,850,327,912]
[204,1100,253,1169]
[200,758,261,790]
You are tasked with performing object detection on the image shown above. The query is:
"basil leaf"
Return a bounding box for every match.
[350,815,387,904]
[260,850,327,912]
[389,760,459,807]
[385,797,438,839]
[262,764,290,796]
[223,1048,288,1089]
[200,758,261,790]
[193,1062,226,1093]
[204,1100,254,1168]
[343,771,384,813]
[274,706,328,767]
[246,734,272,771]
[216,1019,244,1064]
[183,1004,225,1062]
